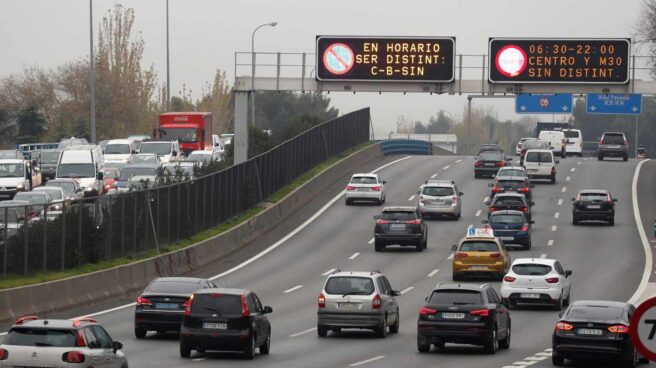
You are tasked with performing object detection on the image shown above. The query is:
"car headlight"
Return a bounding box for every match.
[16,183,24,189]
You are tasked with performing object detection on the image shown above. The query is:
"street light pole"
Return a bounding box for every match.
[251,21,277,128]
[166,0,171,112]
[89,0,96,143]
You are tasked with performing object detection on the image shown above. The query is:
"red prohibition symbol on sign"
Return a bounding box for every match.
[495,44,527,78]
[631,296,656,362]
[323,43,354,75]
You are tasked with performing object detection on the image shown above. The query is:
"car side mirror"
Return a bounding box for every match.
[558,312,564,318]
[451,244,458,251]
[613,198,618,202]
[113,341,123,353]
[556,160,560,164]
[484,200,491,206]
[530,183,535,188]
[172,150,177,155]
[96,172,104,180]
[391,290,401,297]
[263,306,273,314]
[565,270,573,277]
[530,220,535,224]
[373,215,380,220]
[459,192,464,196]
[383,180,387,184]
[530,201,535,206]
[487,183,494,188]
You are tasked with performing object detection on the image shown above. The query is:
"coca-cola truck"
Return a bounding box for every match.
[156,112,212,156]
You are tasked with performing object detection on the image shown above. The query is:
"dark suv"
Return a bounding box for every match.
[374,206,428,252]
[417,283,511,354]
[179,288,272,359]
[571,189,617,226]
[488,176,534,200]
[598,132,628,161]
[485,193,534,221]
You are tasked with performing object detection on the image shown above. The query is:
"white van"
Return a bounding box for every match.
[56,145,105,196]
[104,139,138,163]
[523,149,558,184]
[562,129,583,157]
[139,140,180,164]
[538,130,566,158]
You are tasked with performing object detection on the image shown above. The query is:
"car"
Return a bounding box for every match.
[13,191,53,216]
[451,228,511,281]
[501,258,572,310]
[637,147,647,160]
[32,186,67,220]
[0,200,36,239]
[345,173,386,205]
[485,210,533,249]
[128,153,159,165]
[103,161,127,172]
[104,139,138,163]
[163,161,196,179]
[515,138,537,156]
[0,316,127,367]
[186,150,220,163]
[474,151,510,178]
[496,166,529,180]
[416,179,463,219]
[488,175,534,200]
[552,300,647,367]
[571,189,617,225]
[57,136,88,150]
[539,130,567,157]
[417,283,511,354]
[56,144,105,196]
[102,167,121,193]
[134,277,217,338]
[476,143,503,156]
[519,140,551,165]
[138,140,181,164]
[317,270,400,338]
[110,163,163,193]
[598,131,629,161]
[485,193,534,221]
[563,129,583,157]
[34,149,61,181]
[523,149,558,184]
[44,178,84,200]
[179,288,272,359]
[374,206,427,251]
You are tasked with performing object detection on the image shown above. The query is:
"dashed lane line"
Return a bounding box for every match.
[322,268,336,276]
[443,165,451,170]
[565,176,571,182]
[408,195,415,201]
[571,167,576,172]
[547,240,554,246]
[368,237,374,244]
[557,198,563,206]
[577,160,582,165]
[551,225,557,232]
[289,327,317,338]
[400,286,415,295]
[456,159,463,163]
[483,197,489,203]
[430,173,438,179]
[540,254,547,259]
[475,210,482,217]
[561,187,567,193]
[283,285,303,294]
[427,269,439,277]
[554,212,560,219]
[349,356,386,367]
[448,253,454,260]
[349,252,360,260]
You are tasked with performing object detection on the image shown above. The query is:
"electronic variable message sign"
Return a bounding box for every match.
[489,38,630,84]
[316,36,455,82]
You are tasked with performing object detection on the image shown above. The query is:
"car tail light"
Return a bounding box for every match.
[372,294,382,309]
[76,330,86,347]
[318,293,326,309]
[346,185,356,191]
[503,276,516,282]
[474,161,482,167]
[136,296,152,306]
[0,348,8,360]
[469,309,489,317]
[489,207,497,212]
[599,139,605,145]
[454,252,468,258]
[184,294,194,316]
[491,186,502,193]
[376,219,390,225]
[419,307,438,315]
[519,187,530,193]
[62,351,85,363]
[521,149,526,155]
[371,186,381,191]
[546,277,560,283]
[496,161,505,167]
[556,322,574,331]
[624,139,628,146]
[490,252,502,258]
[608,325,630,334]
[521,207,529,213]
[520,224,529,232]
[14,315,39,325]
[241,294,249,317]
[575,194,581,202]
[451,195,457,203]
[551,166,556,173]
[407,219,422,225]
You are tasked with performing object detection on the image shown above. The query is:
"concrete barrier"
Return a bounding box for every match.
[0,143,384,324]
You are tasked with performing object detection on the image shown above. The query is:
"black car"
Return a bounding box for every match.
[134,277,216,338]
[417,283,511,354]
[486,193,534,221]
[552,300,646,367]
[474,152,509,178]
[476,144,503,156]
[572,190,617,226]
[180,288,272,359]
[488,176,534,200]
[374,206,428,252]
[35,150,61,181]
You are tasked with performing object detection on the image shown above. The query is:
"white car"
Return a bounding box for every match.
[515,138,537,156]
[345,173,386,205]
[186,150,221,163]
[562,129,583,157]
[0,316,128,367]
[104,138,137,163]
[500,258,572,310]
[523,149,558,184]
[538,130,566,157]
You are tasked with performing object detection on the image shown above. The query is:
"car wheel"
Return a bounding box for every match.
[609,217,615,226]
[389,314,400,334]
[623,347,638,368]
[552,350,565,366]
[345,199,352,206]
[243,333,256,360]
[317,325,328,338]
[523,238,531,250]
[415,241,424,252]
[474,172,480,179]
[376,316,388,338]
[553,297,564,311]
[484,328,498,354]
[260,329,271,355]
[623,154,629,162]
[550,174,556,184]
[179,339,192,358]
[572,217,578,225]
[564,289,571,307]
[417,336,431,353]
[382,196,386,204]
[598,155,604,161]
[499,322,511,350]
[374,240,385,252]
[134,327,147,339]
[423,238,428,249]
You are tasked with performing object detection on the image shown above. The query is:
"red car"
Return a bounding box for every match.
[102,167,121,194]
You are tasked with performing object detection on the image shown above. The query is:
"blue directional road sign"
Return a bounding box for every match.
[586,94,642,115]
[515,94,573,114]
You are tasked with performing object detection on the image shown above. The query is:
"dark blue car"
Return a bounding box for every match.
[485,210,533,250]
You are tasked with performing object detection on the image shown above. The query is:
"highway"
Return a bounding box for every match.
[8,154,649,368]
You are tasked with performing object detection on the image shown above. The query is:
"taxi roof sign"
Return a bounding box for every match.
[466,227,495,238]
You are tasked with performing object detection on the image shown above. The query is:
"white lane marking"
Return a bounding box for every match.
[557,198,563,206]
[456,159,463,163]
[475,210,482,217]
[565,176,571,182]
[561,187,567,193]
[577,161,582,165]
[547,240,554,246]
[448,253,454,260]
[289,327,317,338]
[629,159,652,305]
[430,173,438,179]
[443,165,450,170]
[284,285,303,294]
[322,268,336,276]
[483,197,489,203]
[55,156,415,323]
[540,254,547,259]
[192,357,207,362]
[408,195,415,201]
[368,237,375,244]
[400,286,415,295]
[349,356,386,367]
[427,269,439,277]
[570,167,576,172]
[551,225,557,232]
[554,212,560,219]
[349,252,360,260]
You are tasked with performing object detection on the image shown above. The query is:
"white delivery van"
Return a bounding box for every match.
[562,129,583,157]
[104,139,138,163]
[523,149,558,184]
[538,130,567,158]
[56,145,105,196]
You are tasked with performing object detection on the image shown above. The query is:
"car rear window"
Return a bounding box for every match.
[603,134,625,144]
[499,169,525,177]
[146,280,202,294]
[459,241,499,252]
[381,211,416,221]
[324,276,375,295]
[493,198,524,206]
[5,328,77,347]
[525,152,553,163]
[490,214,525,224]
[579,193,608,201]
[422,187,454,196]
[428,290,482,305]
[566,305,625,321]
[480,152,502,160]
[191,294,242,314]
[351,176,377,184]
[512,264,552,276]
[564,131,580,138]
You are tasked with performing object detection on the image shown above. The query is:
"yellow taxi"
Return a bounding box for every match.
[451,227,511,281]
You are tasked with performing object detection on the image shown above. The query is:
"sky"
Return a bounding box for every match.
[0,0,646,134]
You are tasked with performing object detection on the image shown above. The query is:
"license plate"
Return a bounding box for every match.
[434,199,446,205]
[155,303,178,310]
[587,205,601,209]
[521,293,541,299]
[442,313,465,319]
[357,187,368,191]
[203,322,227,330]
[577,328,602,335]
[470,265,488,270]
[390,224,406,231]
[338,302,359,309]
[527,169,538,172]
[484,163,495,167]
[0,194,10,198]
[500,236,514,241]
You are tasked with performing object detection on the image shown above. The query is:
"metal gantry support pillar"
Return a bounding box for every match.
[234,91,249,165]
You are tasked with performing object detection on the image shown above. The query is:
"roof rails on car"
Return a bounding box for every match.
[479,284,490,289]
[72,318,97,327]
[330,269,341,275]
[14,315,39,325]
[370,270,381,275]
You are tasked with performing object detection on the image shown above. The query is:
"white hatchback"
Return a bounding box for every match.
[500,258,572,310]
[345,173,386,205]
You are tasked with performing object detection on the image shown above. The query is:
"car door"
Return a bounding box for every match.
[91,326,118,367]
[554,261,570,298]
[380,277,398,324]
[487,288,509,335]
[83,326,111,368]
[247,294,266,345]
[252,293,270,340]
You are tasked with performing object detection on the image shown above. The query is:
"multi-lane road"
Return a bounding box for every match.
[7,154,653,368]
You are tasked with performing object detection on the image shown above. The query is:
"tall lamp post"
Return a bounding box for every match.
[89,0,96,143]
[166,0,171,112]
[251,21,277,127]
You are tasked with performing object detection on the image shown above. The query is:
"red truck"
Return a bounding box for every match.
[157,112,213,156]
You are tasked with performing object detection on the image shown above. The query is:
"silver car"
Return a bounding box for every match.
[345,173,386,205]
[416,180,463,219]
[317,270,400,338]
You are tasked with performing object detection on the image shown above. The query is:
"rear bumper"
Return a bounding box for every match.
[573,209,614,220]
[375,233,423,244]
[500,286,562,302]
[345,191,382,200]
[180,327,251,351]
[419,204,457,215]
[598,148,627,156]
[493,232,530,245]
[553,336,631,358]
[135,310,184,331]
[418,321,491,345]
[317,311,384,328]
[475,167,500,176]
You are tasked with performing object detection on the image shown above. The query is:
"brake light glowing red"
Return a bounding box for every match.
[475,161,482,167]
[62,351,85,363]
[470,309,489,317]
[496,161,505,167]
[376,219,390,225]
[184,294,194,316]
[520,224,529,232]
[503,276,516,282]
[136,297,152,306]
[407,219,422,225]
[372,294,382,309]
[489,252,502,258]
[607,194,612,203]
[521,207,529,213]
[545,277,560,283]
[608,325,630,334]
[489,207,497,212]
[241,294,249,317]
[491,186,502,193]
[556,322,574,331]
[318,293,326,309]
[346,185,356,191]
[0,348,8,360]
[600,139,605,145]
[519,187,530,193]
[371,186,381,191]
[454,252,468,258]
[419,307,438,315]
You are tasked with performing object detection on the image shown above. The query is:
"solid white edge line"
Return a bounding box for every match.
[443,165,450,170]
[400,286,414,295]
[322,268,336,276]
[349,355,386,367]
[629,159,652,305]
[349,252,360,260]
[283,285,303,294]
[289,327,317,338]
[368,237,375,244]
[427,269,439,277]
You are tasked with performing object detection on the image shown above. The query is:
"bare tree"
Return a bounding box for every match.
[636,0,656,75]
[196,70,233,134]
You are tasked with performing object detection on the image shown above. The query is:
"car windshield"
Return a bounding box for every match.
[566,305,625,321]
[490,214,525,224]
[525,152,552,163]
[104,144,131,154]
[493,198,525,207]
[428,290,483,305]
[480,152,502,161]
[120,167,157,181]
[130,155,158,164]
[324,276,375,295]
[187,153,211,162]
[524,141,549,149]
[139,143,172,155]
[38,151,60,164]
[35,188,62,200]
[164,165,194,176]
[160,128,198,143]
[147,280,201,294]
[579,193,608,201]
[191,294,242,314]
[459,241,499,252]
[380,211,416,221]
[57,163,95,178]
[14,193,49,205]
[564,131,580,138]
[351,176,378,184]
[5,328,77,347]
[47,182,75,196]
[603,134,625,144]
[0,163,24,178]
[422,187,454,196]
[499,169,525,177]
[512,264,552,276]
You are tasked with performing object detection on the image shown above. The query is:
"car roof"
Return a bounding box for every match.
[189,150,212,155]
[106,139,134,144]
[602,132,625,135]
[153,277,205,283]
[382,206,416,212]
[352,173,378,177]
[124,163,160,169]
[141,140,173,144]
[329,271,380,278]
[499,166,526,171]
[525,149,552,153]
[577,189,609,194]
[15,318,96,329]
[512,258,557,266]
[490,210,525,216]
[496,176,527,181]
[34,186,65,192]
[433,283,487,292]
[424,179,455,187]
[196,287,249,295]
[569,300,628,308]
[0,159,24,164]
